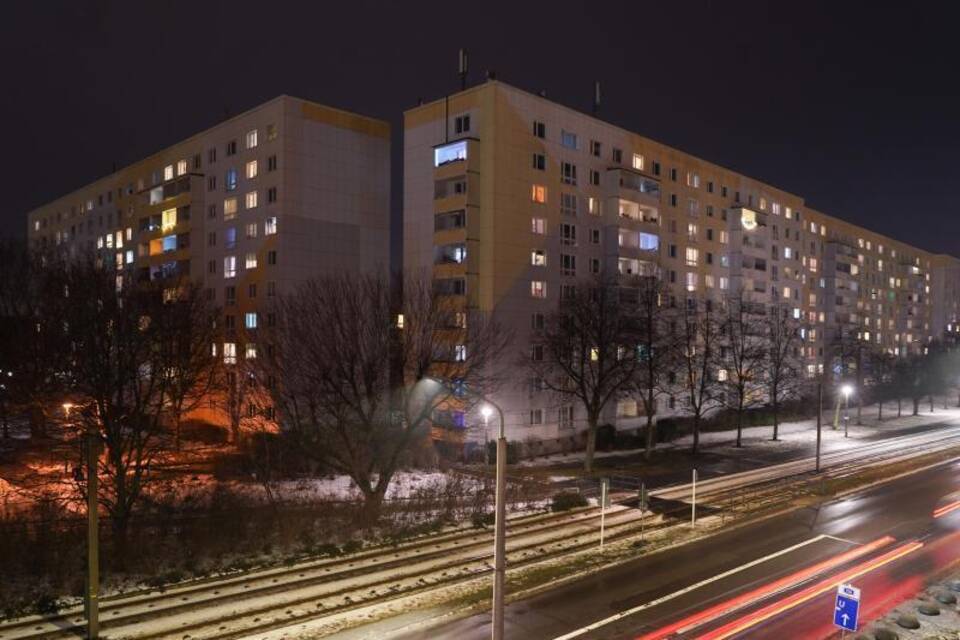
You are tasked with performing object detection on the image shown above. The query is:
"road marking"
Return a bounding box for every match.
[934,500,960,518]
[550,534,846,640]
[822,534,859,545]
[697,540,923,640]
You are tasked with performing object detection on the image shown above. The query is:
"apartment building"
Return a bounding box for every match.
[27,95,391,427]
[404,79,960,449]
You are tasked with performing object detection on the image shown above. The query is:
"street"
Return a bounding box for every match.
[397,458,960,639]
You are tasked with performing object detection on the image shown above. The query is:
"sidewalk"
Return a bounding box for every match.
[515,403,960,475]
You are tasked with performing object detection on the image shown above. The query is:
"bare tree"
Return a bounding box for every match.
[719,292,769,447]
[64,259,215,552]
[529,277,642,473]
[252,272,508,524]
[0,241,71,438]
[154,282,221,451]
[868,348,897,421]
[627,276,674,460]
[829,324,868,424]
[765,304,803,440]
[673,298,723,455]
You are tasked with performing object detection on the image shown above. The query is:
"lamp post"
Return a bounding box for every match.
[484,401,507,640]
[841,384,853,438]
[66,402,99,640]
[815,378,823,473]
[481,405,492,466]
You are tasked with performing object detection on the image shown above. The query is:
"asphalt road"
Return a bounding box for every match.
[399,457,960,640]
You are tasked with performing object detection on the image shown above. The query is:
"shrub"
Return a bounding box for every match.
[34,593,62,616]
[471,512,495,528]
[551,492,588,512]
[340,539,363,555]
[596,424,617,451]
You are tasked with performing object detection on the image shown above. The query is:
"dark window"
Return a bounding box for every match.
[652,161,661,176]
[193,153,202,170]
[207,175,217,191]
[226,140,237,156]
[670,194,678,207]
[589,170,600,186]
[267,250,277,265]
[533,120,546,138]
[208,204,216,219]
[267,155,277,171]
[208,148,217,164]
[207,259,216,274]
[454,114,470,134]
[532,153,546,170]
[612,148,623,163]
[670,168,678,181]
[207,231,216,247]
[248,283,257,298]
[267,187,277,203]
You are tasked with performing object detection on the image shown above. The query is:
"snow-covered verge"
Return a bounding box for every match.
[516,405,960,469]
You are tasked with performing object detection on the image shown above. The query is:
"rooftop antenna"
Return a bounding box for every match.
[593,80,601,114]
[458,48,468,90]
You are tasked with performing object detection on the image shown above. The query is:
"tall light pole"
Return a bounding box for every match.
[485,401,507,640]
[66,402,99,640]
[481,405,492,466]
[841,384,853,438]
[815,378,823,473]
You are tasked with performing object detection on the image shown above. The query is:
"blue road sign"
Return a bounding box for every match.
[834,583,861,632]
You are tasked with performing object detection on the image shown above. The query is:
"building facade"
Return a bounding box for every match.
[26,95,391,429]
[404,79,960,449]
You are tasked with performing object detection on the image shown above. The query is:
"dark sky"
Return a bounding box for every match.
[3,1,959,257]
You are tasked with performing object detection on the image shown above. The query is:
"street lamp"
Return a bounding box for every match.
[841,384,854,438]
[65,401,99,640]
[480,405,493,466]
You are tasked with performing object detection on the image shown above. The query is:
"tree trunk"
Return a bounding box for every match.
[856,396,862,425]
[772,395,780,441]
[0,401,8,438]
[912,397,920,416]
[643,403,655,462]
[174,413,182,452]
[735,403,744,448]
[691,414,701,455]
[29,404,46,438]
[583,416,598,473]
[897,397,902,417]
[360,486,388,528]
[878,400,883,421]
[929,395,934,413]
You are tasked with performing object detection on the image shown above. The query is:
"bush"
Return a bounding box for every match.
[596,424,617,451]
[34,593,62,616]
[340,539,363,555]
[551,492,588,512]
[471,512,495,528]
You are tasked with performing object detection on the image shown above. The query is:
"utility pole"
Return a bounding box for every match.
[86,428,100,639]
[491,401,506,640]
[691,469,697,527]
[599,478,609,549]
[816,378,823,474]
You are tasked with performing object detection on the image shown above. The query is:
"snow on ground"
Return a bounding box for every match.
[516,404,960,468]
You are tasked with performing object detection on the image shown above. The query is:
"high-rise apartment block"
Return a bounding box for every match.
[27,95,390,427]
[405,79,960,448]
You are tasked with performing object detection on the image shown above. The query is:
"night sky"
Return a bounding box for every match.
[2,1,958,258]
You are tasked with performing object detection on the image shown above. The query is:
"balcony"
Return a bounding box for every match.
[618,258,657,277]
[617,198,659,225]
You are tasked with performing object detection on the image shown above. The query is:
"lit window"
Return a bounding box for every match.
[245,252,258,269]
[164,165,174,181]
[246,129,258,149]
[265,217,278,235]
[176,160,187,176]
[531,184,547,204]
[686,172,700,188]
[246,160,258,179]
[246,222,258,238]
[587,196,600,215]
[149,186,163,205]
[531,217,546,235]
[531,249,546,266]
[225,168,238,192]
[125,250,134,264]
[223,342,237,364]
[685,272,698,291]
[718,368,728,382]
[245,312,258,329]
[245,191,258,209]
[741,209,758,230]
[223,198,238,220]
[396,314,404,329]
[434,140,468,166]
[245,343,257,359]
[161,208,177,232]
[639,232,659,251]
[224,255,236,279]
[719,276,729,290]
[561,130,578,149]
[632,153,644,170]
[454,344,467,362]
[685,247,699,266]
[531,281,547,298]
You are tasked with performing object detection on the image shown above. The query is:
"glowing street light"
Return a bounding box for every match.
[841,384,854,438]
